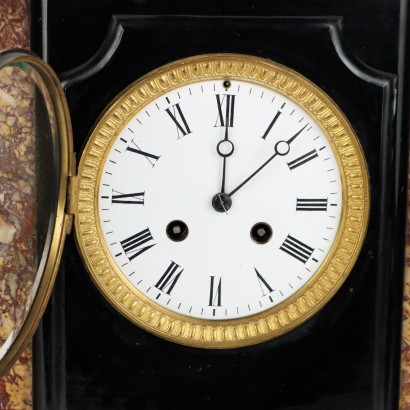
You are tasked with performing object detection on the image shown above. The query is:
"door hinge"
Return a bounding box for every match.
[65,152,77,235]
[65,175,77,235]
[67,175,77,216]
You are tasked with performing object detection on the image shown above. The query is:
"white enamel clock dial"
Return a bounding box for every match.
[98,80,342,320]
[75,54,369,348]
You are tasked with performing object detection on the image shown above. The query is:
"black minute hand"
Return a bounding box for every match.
[227,124,308,197]
[217,110,235,193]
[221,120,229,193]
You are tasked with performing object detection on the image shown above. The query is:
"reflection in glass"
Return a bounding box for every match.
[0,63,59,360]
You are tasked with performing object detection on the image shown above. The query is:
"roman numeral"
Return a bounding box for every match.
[155,261,183,295]
[261,110,282,140]
[111,190,144,205]
[255,268,273,296]
[214,94,235,127]
[126,142,159,167]
[280,235,314,264]
[165,103,192,138]
[287,149,318,170]
[296,198,328,211]
[208,276,222,306]
[120,228,155,261]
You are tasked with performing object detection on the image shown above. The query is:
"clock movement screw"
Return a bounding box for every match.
[223,80,231,89]
[166,220,189,242]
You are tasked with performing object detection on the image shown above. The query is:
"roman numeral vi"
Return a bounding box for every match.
[208,276,222,307]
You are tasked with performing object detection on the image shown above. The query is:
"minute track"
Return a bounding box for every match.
[98,80,341,321]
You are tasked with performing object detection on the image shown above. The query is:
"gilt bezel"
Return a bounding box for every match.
[74,53,369,348]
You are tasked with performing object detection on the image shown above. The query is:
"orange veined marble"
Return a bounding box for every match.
[0,1,33,410]
[400,184,410,409]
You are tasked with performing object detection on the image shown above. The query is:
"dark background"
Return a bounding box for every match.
[32,1,409,409]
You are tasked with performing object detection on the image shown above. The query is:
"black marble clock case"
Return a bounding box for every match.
[31,1,409,409]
